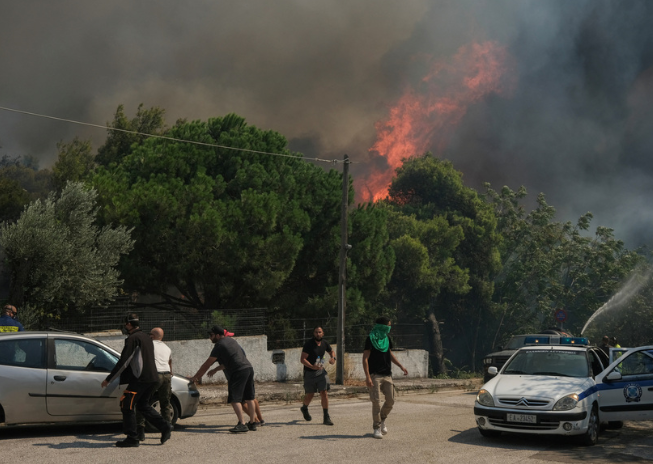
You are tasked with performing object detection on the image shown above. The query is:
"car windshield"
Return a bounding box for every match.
[503,349,589,377]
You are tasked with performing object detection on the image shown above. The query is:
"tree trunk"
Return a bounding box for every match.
[426,305,446,376]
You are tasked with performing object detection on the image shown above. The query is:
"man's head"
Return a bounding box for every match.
[313,326,324,341]
[208,326,225,343]
[3,305,17,319]
[150,327,164,341]
[602,335,610,344]
[375,316,391,326]
[123,313,140,333]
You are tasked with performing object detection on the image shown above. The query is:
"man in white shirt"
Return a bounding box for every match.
[136,327,173,440]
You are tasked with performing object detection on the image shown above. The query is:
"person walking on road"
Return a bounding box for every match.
[362,316,408,439]
[136,327,173,441]
[300,326,336,425]
[101,313,173,448]
[189,326,258,433]
[0,304,24,332]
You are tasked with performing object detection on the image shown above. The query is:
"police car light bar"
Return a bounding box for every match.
[523,336,589,346]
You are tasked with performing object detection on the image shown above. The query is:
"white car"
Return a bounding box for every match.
[0,331,200,428]
[474,336,618,445]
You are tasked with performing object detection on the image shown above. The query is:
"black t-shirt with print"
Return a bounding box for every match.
[364,336,393,376]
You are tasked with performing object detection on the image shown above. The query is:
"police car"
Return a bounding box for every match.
[473,336,652,445]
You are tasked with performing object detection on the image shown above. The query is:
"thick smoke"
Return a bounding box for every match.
[1,0,652,246]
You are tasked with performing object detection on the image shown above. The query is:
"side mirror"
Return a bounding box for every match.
[606,371,622,382]
[488,366,498,375]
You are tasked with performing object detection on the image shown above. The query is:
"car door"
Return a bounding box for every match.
[46,337,122,418]
[596,347,653,422]
[0,336,48,424]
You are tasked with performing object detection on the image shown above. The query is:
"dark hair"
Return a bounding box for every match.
[125,313,140,327]
[375,316,391,325]
[313,326,324,332]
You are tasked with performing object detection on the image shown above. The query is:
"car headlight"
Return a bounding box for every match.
[483,357,493,365]
[553,393,579,411]
[476,389,494,406]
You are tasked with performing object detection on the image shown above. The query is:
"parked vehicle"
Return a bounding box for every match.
[482,329,572,383]
[474,336,653,445]
[0,331,200,428]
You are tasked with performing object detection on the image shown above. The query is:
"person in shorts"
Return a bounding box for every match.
[300,326,336,425]
[190,326,257,433]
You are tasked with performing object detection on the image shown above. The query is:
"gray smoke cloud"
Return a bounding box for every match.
[1,0,652,247]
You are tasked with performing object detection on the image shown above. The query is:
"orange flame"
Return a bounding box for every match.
[356,41,516,202]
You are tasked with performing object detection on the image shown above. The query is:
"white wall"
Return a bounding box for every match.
[93,333,429,384]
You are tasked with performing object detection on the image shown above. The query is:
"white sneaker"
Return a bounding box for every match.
[373,428,383,439]
[380,421,388,434]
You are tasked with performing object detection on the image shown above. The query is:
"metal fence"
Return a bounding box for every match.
[50,300,426,351]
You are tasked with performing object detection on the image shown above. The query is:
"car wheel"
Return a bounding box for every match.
[578,405,599,446]
[144,397,180,433]
[478,427,501,438]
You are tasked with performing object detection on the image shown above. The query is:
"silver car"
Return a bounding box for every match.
[0,331,200,427]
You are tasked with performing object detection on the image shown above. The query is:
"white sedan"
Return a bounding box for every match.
[474,337,632,446]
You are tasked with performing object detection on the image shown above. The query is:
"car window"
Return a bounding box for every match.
[503,349,589,377]
[0,338,46,369]
[614,350,653,379]
[54,339,118,372]
[589,350,605,377]
[504,336,527,350]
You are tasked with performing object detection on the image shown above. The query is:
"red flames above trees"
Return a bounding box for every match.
[356,41,516,202]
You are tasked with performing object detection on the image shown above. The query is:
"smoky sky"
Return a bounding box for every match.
[2,0,653,247]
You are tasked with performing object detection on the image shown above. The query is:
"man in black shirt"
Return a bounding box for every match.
[190,326,257,433]
[362,316,408,439]
[102,313,173,447]
[300,326,336,425]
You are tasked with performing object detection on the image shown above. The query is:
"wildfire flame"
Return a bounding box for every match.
[356,41,516,202]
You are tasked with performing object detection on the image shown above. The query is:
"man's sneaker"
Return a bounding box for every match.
[116,437,140,447]
[259,420,266,426]
[300,405,312,421]
[247,421,258,431]
[160,422,173,444]
[373,428,383,439]
[323,415,334,426]
[229,422,249,433]
[380,420,388,434]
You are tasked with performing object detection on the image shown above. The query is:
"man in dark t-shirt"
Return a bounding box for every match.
[362,316,408,439]
[190,326,257,433]
[300,326,336,425]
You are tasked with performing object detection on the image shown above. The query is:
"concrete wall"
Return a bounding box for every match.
[93,333,429,384]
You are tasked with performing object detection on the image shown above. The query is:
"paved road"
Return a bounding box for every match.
[2,390,652,463]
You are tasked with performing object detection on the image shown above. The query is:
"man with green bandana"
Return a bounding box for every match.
[362,316,408,439]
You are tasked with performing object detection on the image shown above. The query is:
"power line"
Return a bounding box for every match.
[0,105,350,165]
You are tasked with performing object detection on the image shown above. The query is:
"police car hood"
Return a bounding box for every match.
[489,375,593,399]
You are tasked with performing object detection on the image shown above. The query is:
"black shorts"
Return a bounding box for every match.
[303,369,329,394]
[228,367,255,404]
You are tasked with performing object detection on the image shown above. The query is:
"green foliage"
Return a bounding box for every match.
[95,104,166,167]
[386,154,500,368]
[0,182,134,320]
[93,113,344,314]
[0,176,30,223]
[485,184,644,347]
[52,137,95,190]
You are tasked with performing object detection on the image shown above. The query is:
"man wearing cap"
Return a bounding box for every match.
[136,327,173,441]
[190,326,257,433]
[101,313,173,447]
[0,304,24,332]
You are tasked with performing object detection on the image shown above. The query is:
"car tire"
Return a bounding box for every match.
[578,405,599,446]
[144,397,180,433]
[478,427,501,438]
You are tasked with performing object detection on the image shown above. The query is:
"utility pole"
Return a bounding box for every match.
[336,154,350,385]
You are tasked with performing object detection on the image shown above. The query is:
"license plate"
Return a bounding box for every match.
[507,413,536,424]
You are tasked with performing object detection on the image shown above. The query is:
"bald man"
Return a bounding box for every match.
[136,327,173,440]
[0,304,24,332]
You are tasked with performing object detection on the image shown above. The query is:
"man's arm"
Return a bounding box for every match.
[189,356,218,383]
[362,350,373,387]
[389,350,408,376]
[301,352,320,370]
[328,347,336,365]
[101,336,135,387]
